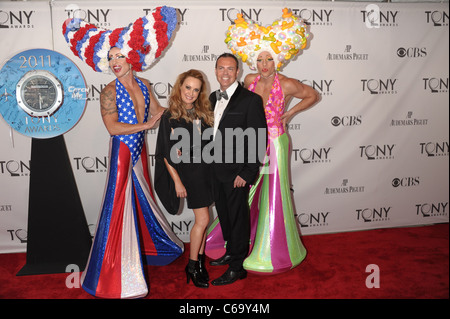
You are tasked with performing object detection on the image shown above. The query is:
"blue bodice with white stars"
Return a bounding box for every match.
[115,77,150,166]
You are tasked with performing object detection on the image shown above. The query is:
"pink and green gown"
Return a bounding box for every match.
[206,73,307,274]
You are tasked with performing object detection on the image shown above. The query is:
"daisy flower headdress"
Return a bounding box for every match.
[62,6,178,73]
[225,8,310,71]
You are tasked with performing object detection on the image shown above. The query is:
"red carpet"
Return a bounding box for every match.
[0,223,448,300]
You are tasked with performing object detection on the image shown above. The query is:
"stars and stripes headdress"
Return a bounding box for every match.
[225,8,310,71]
[62,6,178,73]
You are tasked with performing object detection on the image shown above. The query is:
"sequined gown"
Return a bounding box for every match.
[81,77,183,298]
[206,73,306,274]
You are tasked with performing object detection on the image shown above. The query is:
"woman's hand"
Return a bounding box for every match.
[175,181,187,198]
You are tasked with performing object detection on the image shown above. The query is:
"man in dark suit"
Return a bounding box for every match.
[209,53,267,286]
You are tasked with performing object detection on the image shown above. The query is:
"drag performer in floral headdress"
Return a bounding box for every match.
[206,8,319,274]
[62,6,183,298]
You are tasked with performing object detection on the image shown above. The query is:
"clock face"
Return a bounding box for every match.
[0,49,87,139]
[17,70,63,117]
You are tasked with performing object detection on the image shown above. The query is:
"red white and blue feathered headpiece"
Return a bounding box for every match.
[62,6,177,73]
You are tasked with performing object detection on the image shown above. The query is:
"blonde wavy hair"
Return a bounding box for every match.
[168,69,214,127]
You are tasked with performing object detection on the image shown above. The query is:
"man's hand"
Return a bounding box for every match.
[145,111,163,130]
[233,175,246,188]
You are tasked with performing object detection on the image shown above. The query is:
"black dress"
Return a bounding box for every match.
[155,110,214,215]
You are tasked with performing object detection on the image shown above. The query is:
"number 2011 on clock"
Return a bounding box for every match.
[19,55,52,69]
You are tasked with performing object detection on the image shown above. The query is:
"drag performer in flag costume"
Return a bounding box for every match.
[62,6,183,298]
[206,9,318,274]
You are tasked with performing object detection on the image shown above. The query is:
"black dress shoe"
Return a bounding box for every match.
[211,268,247,286]
[210,254,232,266]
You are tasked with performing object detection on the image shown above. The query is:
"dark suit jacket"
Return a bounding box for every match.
[209,83,267,184]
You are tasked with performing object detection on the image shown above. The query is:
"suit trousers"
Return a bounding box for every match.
[214,178,250,271]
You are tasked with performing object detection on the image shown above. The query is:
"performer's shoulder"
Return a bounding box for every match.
[279,73,298,87]
[101,80,116,96]
[244,72,258,86]
[136,76,151,87]
[105,79,116,89]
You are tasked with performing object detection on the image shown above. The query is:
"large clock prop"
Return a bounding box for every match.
[0,49,92,276]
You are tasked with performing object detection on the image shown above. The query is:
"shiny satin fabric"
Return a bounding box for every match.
[244,133,306,274]
[80,78,183,298]
[81,138,183,299]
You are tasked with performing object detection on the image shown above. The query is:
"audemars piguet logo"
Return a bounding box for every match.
[324,179,365,195]
[326,45,369,61]
[182,45,221,63]
[390,111,428,127]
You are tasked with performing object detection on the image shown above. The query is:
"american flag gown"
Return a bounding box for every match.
[81,77,184,299]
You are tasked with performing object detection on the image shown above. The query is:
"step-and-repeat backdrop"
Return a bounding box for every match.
[0,1,448,253]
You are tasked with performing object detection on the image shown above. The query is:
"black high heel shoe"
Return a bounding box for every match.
[185,259,209,288]
[198,253,209,281]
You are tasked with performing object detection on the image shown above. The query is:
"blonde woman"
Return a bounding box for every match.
[155,69,214,288]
